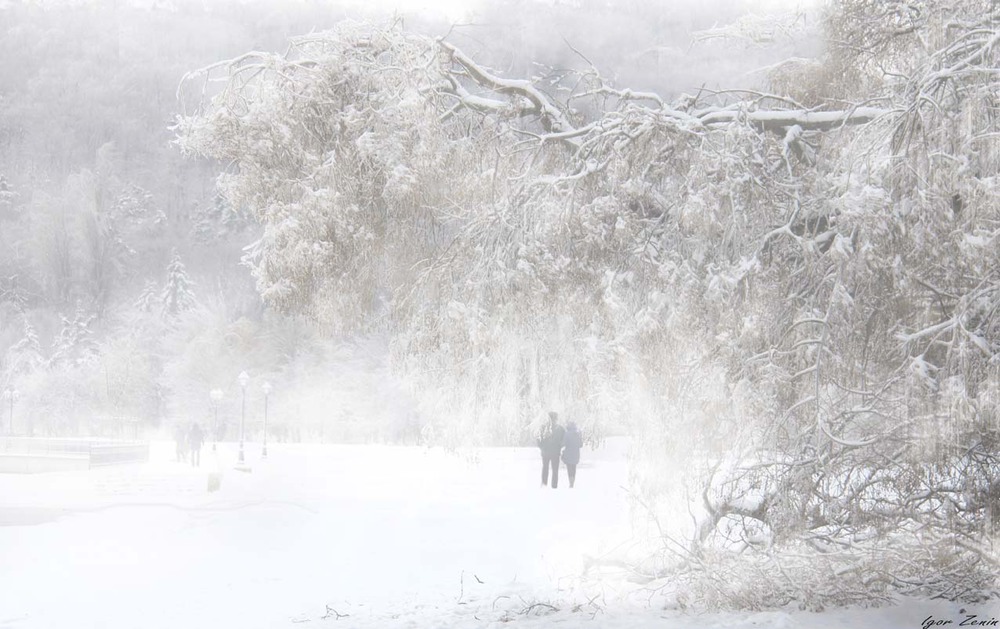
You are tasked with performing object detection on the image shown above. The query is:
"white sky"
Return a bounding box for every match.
[341,0,820,28]
[320,0,481,22]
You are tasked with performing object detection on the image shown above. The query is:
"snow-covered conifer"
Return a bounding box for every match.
[0,174,14,207]
[50,303,97,366]
[160,250,196,317]
[5,317,45,374]
[134,280,159,313]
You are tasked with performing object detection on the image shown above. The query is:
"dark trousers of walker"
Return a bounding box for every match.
[191,447,201,467]
[541,453,560,488]
[566,463,577,488]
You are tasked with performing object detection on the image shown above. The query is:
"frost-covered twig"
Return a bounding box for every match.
[519,602,559,616]
[320,605,349,620]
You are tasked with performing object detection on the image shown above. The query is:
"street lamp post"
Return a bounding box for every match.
[2,388,18,435]
[210,389,223,452]
[262,381,272,458]
[238,371,249,463]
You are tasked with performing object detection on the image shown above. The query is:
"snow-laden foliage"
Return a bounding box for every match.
[160,250,197,317]
[177,1,1000,605]
[134,280,159,314]
[50,302,97,367]
[0,174,14,208]
[4,318,44,376]
[177,23,485,328]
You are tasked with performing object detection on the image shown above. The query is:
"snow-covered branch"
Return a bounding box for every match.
[695,105,890,132]
[438,40,578,137]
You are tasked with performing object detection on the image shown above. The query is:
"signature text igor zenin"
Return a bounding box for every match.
[923,614,1000,629]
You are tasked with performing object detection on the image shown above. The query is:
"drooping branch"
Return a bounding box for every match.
[694,105,891,132]
[438,40,579,137]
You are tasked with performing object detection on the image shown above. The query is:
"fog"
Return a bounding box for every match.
[0,0,819,440]
[2,0,999,627]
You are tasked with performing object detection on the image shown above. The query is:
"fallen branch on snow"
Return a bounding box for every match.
[320,605,349,620]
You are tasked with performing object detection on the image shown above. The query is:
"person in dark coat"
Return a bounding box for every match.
[189,422,205,467]
[561,422,583,488]
[537,411,565,488]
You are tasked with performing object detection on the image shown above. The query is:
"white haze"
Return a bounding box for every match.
[3,0,998,626]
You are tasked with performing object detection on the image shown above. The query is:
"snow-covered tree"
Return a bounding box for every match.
[176,21,494,333]
[0,174,14,209]
[177,2,1000,604]
[0,274,27,312]
[160,250,196,317]
[4,317,45,376]
[134,280,159,313]
[50,302,97,366]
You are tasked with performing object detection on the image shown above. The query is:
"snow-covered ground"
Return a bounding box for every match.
[0,439,993,628]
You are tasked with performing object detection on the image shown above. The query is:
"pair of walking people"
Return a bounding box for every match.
[174,422,205,467]
[537,411,583,488]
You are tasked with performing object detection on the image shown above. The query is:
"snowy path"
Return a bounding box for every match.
[0,440,636,628]
[0,440,994,628]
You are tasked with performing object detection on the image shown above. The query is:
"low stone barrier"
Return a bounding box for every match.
[0,438,149,473]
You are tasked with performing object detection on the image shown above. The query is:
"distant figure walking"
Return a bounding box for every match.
[174,423,188,463]
[537,411,565,488]
[189,422,204,467]
[562,422,583,488]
